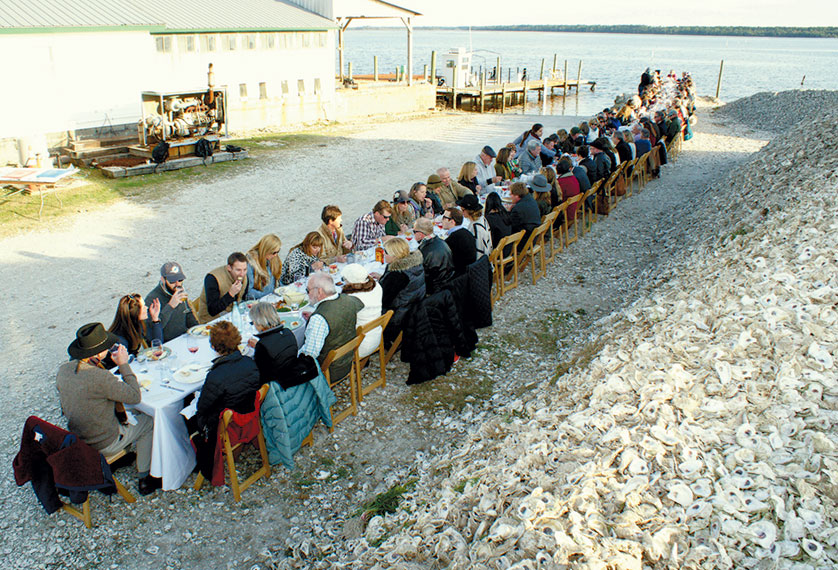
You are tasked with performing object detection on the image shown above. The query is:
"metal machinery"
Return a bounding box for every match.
[138,87,227,145]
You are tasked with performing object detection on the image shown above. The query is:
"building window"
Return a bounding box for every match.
[155,36,172,53]
[239,83,248,98]
[244,33,257,50]
[259,82,267,99]
[297,79,305,95]
[281,80,289,95]
[177,35,196,52]
[261,32,275,49]
[316,32,327,48]
[201,34,217,52]
[223,34,237,51]
[314,78,321,94]
[278,32,294,49]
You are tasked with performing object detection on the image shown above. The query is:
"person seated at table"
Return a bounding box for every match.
[458,194,492,258]
[413,218,454,295]
[557,159,582,223]
[475,146,502,188]
[457,161,481,194]
[280,232,325,286]
[145,261,199,342]
[56,323,159,495]
[428,168,472,209]
[569,126,585,150]
[494,147,516,181]
[107,294,163,357]
[408,182,439,218]
[635,128,653,157]
[539,135,559,167]
[352,200,394,251]
[509,182,540,249]
[301,273,363,381]
[618,130,636,162]
[441,207,477,276]
[192,321,262,480]
[245,234,282,300]
[513,123,543,156]
[341,264,383,358]
[315,205,353,262]
[557,129,573,154]
[195,252,248,324]
[385,191,417,236]
[248,302,298,384]
[577,145,598,183]
[518,139,543,175]
[530,174,553,217]
[540,166,561,209]
[378,238,425,345]
[484,191,512,251]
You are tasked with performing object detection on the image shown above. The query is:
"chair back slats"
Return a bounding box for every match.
[354,310,394,401]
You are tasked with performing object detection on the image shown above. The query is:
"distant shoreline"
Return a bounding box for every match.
[354,25,838,39]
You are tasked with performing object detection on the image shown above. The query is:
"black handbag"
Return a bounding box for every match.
[277,354,319,390]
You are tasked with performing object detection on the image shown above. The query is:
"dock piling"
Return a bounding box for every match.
[716,59,724,98]
[563,60,568,93]
[374,56,378,82]
[552,54,557,76]
[348,62,353,81]
[501,83,506,113]
[540,58,545,81]
[430,51,437,84]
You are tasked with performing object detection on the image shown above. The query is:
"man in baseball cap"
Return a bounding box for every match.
[144,261,198,341]
[475,145,502,188]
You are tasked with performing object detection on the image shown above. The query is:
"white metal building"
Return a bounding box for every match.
[0,0,337,160]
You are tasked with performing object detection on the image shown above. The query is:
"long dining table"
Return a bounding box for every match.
[128,252,387,491]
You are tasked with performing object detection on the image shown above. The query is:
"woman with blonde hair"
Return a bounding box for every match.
[246,234,283,300]
[280,232,325,285]
[540,166,561,208]
[457,161,481,194]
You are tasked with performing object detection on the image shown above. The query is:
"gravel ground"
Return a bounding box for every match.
[0,95,782,569]
[714,89,838,134]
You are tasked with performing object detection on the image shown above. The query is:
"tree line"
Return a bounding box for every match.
[432,25,837,39]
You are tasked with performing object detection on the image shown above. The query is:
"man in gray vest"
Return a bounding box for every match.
[301,272,362,380]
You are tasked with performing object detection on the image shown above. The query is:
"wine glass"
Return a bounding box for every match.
[151,339,163,359]
[187,336,199,360]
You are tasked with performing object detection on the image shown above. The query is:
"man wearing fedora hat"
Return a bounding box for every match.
[56,323,160,495]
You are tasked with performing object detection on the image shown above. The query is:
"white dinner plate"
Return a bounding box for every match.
[173,364,206,384]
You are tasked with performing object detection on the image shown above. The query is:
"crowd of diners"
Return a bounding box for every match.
[49,70,694,497]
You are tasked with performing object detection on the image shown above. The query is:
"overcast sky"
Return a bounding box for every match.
[369,0,838,28]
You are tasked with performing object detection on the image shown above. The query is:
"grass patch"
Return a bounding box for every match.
[723,224,751,244]
[354,478,418,519]
[453,476,480,493]
[403,369,494,413]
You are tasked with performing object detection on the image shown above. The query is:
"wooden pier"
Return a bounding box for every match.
[438,77,596,112]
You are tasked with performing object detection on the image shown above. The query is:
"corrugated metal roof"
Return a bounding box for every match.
[0,0,334,32]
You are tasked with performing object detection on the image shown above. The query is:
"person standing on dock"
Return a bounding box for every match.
[475,146,502,189]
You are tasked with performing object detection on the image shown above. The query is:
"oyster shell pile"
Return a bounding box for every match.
[286,100,838,569]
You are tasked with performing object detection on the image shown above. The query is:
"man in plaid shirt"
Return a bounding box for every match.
[351,200,394,251]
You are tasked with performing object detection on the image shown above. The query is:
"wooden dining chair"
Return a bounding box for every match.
[518,222,550,285]
[584,179,603,225]
[488,246,502,306]
[322,335,364,432]
[541,209,560,263]
[353,310,394,402]
[61,449,137,529]
[492,230,525,298]
[563,194,583,246]
[623,159,636,197]
[630,154,647,192]
[194,384,271,502]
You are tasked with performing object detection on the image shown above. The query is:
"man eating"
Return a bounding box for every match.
[195,252,248,324]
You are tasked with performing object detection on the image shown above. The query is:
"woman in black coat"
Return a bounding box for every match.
[378,238,425,345]
[193,321,262,478]
[248,302,298,385]
[484,191,512,250]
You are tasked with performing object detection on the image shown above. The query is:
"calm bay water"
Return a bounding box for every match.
[340,29,838,116]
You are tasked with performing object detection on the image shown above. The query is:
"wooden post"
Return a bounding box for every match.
[338,25,344,82]
[374,56,379,82]
[552,54,557,75]
[404,17,413,86]
[348,62,353,81]
[576,60,582,88]
[507,68,511,82]
[501,83,506,113]
[452,65,458,110]
[423,64,428,82]
[480,87,485,113]
[540,58,545,80]
[496,57,501,83]
[716,59,724,98]
[430,50,437,84]
[563,59,568,92]
[523,79,528,108]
